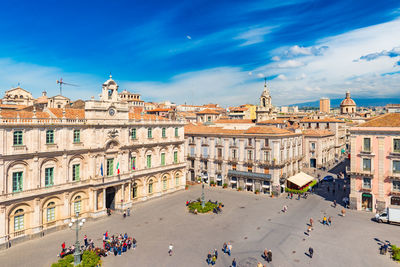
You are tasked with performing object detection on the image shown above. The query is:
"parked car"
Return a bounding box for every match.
[322,175,334,182]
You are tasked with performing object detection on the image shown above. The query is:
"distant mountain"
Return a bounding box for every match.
[291,98,400,108]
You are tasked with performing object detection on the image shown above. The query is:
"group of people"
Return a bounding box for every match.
[58,242,76,258]
[322,216,333,226]
[286,192,308,200]
[103,232,136,256]
[262,249,272,262]
[206,249,218,265]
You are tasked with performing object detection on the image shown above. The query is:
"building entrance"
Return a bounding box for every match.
[361,193,372,212]
[310,158,316,168]
[106,187,116,210]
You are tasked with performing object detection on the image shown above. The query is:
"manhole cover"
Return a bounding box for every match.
[238,257,258,267]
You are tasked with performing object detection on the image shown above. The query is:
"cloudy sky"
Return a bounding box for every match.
[0,0,399,106]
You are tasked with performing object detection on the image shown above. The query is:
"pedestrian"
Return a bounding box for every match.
[123,210,126,218]
[310,218,314,227]
[290,192,293,199]
[168,243,173,256]
[323,216,327,225]
[62,242,66,252]
[127,207,130,216]
[207,252,212,265]
[341,208,346,217]
[84,235,88,247]
[211,255,216,265]
[223,242,227,253]
[333,200,337,208]
[232,258,237,267]
[257,262,263,267]
[328,216,332,226]
[267,249,272,262]
[297,193,301,200]
[307,225,312,235]
[214,249,218,259]
[283,205,288,213]
[227,243,232,256]
[309,247,314,258]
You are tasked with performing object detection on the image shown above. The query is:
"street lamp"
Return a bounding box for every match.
[201,178,205,208]
[69,212,85,266]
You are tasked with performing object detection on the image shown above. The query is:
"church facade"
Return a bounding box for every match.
[0,76,186,247]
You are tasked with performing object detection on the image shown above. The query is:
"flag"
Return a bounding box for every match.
[132,158,135,170]
[100,163,103,177]
[116,162,120,175]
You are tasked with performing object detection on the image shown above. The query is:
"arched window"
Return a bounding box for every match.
[132,182,138,199]
[163,176,168,190]
[74,196,82,215]
[175,173,180,186]
[148,179,153,194]
[47,202,55,222]
[14,209,24,231]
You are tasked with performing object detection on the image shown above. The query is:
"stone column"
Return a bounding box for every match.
[94,190,98,211]
[103,188,106,210]
[377,136,386,212]
[128,182,132,201]
[121,184,125,208]
[0,206,6,245]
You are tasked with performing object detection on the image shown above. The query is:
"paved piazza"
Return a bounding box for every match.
[1,183,399,267]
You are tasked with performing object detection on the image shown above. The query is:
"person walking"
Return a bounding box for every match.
[227,243,232,256]
[83,235,88,247]
[341,208,346,217]
[214,249,218,259]
[307,225,312,235]
[168,243,173,256]
[328,216,332,226]
[333,200,337,208]
[232,258,237,267]
[123,210,126,218]
[267,250,272,262]
[223,242,227,253]
[263,248,268,261]
[211,255,216,265]
[207,252,212,265]
[127,207,130,216]
[323,216,327,225]
[309,247,314,258]
[310,218,314,228]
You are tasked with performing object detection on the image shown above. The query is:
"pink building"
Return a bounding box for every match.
[349,113,400,212]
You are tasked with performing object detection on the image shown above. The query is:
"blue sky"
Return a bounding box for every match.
[0,0,400,106]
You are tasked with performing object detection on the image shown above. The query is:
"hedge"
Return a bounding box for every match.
[285,180,317,194]
[188,201,218,213]
[51,250,101,267]
[392,245,400,262]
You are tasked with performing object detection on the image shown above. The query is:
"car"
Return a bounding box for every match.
[322,175,334,182]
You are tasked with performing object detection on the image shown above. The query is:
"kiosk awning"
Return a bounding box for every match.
[287,172,314,188]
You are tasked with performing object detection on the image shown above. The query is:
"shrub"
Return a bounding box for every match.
[222,183,228,188]
[392,245,400,261]
[210,181,215,185]
[255,189,260,194]
[51,250,101,267]
[188,201,218,213]
[238,187,243,191]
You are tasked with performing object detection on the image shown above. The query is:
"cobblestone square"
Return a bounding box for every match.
[1,183,399,267]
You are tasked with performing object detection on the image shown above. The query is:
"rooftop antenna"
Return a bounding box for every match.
[56,78,78,96]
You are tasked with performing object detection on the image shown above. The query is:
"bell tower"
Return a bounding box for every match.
[100,74,119,102]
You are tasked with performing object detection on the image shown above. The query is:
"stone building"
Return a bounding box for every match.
[348,113,400,212]
[3,87,34,106]
[319,97,330,113]
[185,124,303,195]
[0,76,186,247]
[302,129,335,168]
[340,91,357,115]
[256,81,276,122]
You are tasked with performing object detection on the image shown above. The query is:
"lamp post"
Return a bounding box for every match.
[201,179,205,208]
[68,212,86,266]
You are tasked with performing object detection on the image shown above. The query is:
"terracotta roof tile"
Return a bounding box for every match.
[0,110,50,119]
[196,108,220,115]
[300,117,344,123]
[214,119,254,124]
[358,113,400,127]
[257,118,287,124]
[302,129,334,137]
[48,108,85,119]
[244,126,295,135]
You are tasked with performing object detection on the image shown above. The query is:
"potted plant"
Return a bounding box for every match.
[255,189,260,194]
[210,181,215,187]
[238,187,243,191]
[185,185,189,190]
[223,183,228,189]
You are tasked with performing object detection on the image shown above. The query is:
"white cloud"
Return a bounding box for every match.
[276,74,287,80]
[186,35,192,40]
[256,73,265,78]
[271,56,280,61]
[277,60,304,68]
[234,26,275,46]
[0,58,101,100]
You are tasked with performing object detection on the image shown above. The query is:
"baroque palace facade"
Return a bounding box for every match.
[0,76,186,247]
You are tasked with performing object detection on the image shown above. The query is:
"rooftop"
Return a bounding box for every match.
[357,113,400,127]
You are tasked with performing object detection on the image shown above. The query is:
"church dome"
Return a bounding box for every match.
[340,91,356,106]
